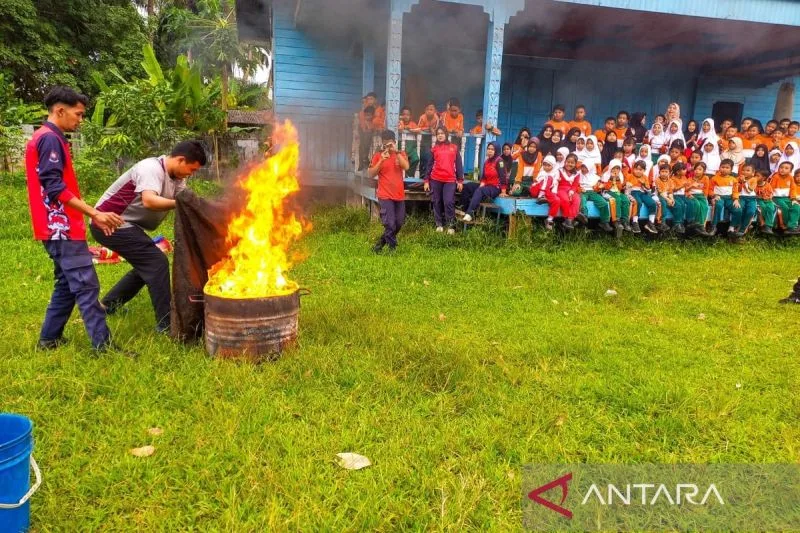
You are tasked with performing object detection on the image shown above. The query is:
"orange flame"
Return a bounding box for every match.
[205,120,306,299]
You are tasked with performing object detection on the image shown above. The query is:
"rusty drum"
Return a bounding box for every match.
[203,289,307,361]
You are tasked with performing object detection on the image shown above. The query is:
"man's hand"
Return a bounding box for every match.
[423,182,430,192]
[456,182,463,193]
[733,200,741,209]
[92,212,124,236]
[380,150,390,161]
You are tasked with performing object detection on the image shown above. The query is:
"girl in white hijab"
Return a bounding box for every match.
[555,147,570,168]
[665,120,685,147]
[646,121,669,154]
[697,118,719,149]
[701,140,721,175]
[580,135,602,172]
[635,143,654,177]
[721,137,745,170]
[779,141,800,170]
[770,148,784,173]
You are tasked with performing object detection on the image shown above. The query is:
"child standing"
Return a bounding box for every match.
[709,159,742,236]
[733,163,758,236]
[555,153,582,230]
[462,142,507,222]
[594,117,617,143]
[569,105,593,137]
[442,98,465,137]
[368,130,410,252]
[547,104,570,135]
[424,126,464,234]
[756,170,777,234]
[771,161,800,234]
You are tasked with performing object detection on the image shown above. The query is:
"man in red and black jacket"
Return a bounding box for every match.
[25,86,124,352]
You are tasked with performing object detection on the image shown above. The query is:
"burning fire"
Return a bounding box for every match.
[205,120,305,299]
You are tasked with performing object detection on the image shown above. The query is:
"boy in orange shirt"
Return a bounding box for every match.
[417,101,441,133]
[771,161,800,233]
[613,111,630,144]
[756,169,777,234]
[594,117,616,143]
[359,92,385,130]
[733,162,758,236]
[397,106,420,177]
[788,121,800,139]
[546,104,569,135]
[709,159,742,236]
[655,165,679,232]
[686,161,710,231]
[628,160,658,233]
[441,98,464,137]
[569,105,592,137]
[469,109,502,136]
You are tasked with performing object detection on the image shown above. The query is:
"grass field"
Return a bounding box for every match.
[1,172,799,530]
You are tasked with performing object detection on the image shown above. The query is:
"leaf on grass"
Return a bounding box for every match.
[423,280,430,286]
[336,452,371,470]
[438,313,446,321]
[551,299,559,305]
[697,313,706,320]
[147,427,164,437]
[736,383,742,389]
[512,285,523,290]
[555,414,567,427]
[605,289,618,297]
[130,445,155,457]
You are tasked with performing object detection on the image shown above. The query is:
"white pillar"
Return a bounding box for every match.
[385,0,418,134]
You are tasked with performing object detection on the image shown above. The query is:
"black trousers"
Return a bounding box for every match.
[90,224,171,331]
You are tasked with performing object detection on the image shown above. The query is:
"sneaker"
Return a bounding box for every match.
[544,220,554,231]
[462,213,473,223]
[36,337,68,351]
[779,294,800,304]
[599,222,614,232]
[455,208,466,217]
[761,225,774,235]
[623,222,632,232]
[630,221,641,234]
[435,226,444,233]
[706,226,717,237]
[785,227,800,235]
[372,239,385,253]
[674,224,686,234]
[614,222,624,239]
[446,227,456,235]
[562,219,574,230]
[94,341,138,359]
[575,213,589,225]
[658,222,670,233]
[644,221,658,234]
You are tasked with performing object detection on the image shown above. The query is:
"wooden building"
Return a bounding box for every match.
[239,0,800,190]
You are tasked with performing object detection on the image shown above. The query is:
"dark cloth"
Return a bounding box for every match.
[466,185,500,215]
[40,240,110,349]
[431,180,456,228]
[35,122,69,204]
[629,113,647,143]
[378,199,406,248]
[600,140,618,168]
[91,224,172,331]
[749,144,772,175]
[791,277,800,297]
[171,189,232,341]
[461,181,480,210]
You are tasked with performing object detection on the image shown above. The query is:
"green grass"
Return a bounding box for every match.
[1,172,799,530]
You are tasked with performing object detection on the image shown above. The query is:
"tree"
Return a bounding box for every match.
[0,0,148,100]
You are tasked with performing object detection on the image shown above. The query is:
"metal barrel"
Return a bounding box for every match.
[203,289,300,361]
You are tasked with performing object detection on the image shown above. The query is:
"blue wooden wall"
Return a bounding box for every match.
[496,56,697,145]
[693,76,800,123]
[272,1,362,185]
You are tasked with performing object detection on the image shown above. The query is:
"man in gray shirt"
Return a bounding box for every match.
[91,140,207,332]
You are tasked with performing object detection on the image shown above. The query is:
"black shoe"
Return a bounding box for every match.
[599,222,614,232]
[785,227,800,235]
[761,226,774,235]
[575,213,589,225]
[674,224,686,234]
[706,226,717,237]
[544,220,554,231]
[562,219,574,230]
[614,222,624,239]
[623,222,632,232]
[94,341,138,359]
[630,221,641,234]
[658,223,670,233]
[372,239,385,253]
[644,221,658,234]
[779,295,800,304]
[37,337,68,350]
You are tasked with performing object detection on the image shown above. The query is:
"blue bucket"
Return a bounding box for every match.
[0,414,40,533]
